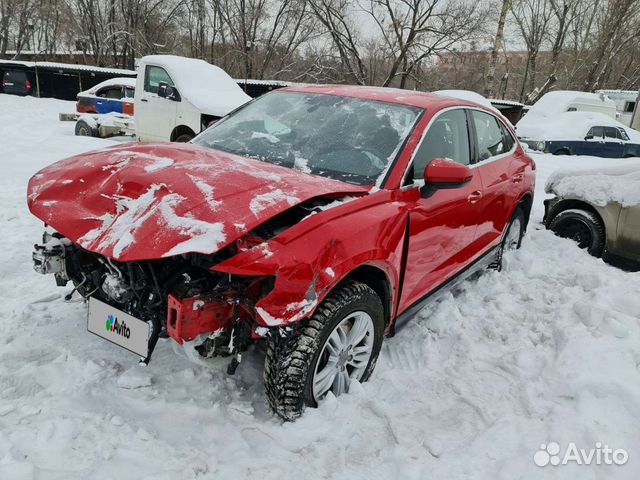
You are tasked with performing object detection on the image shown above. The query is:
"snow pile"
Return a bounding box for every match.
[249,188,299,215]
[546,161,640,207]
[141,55,251,116]
[517,111,640,142]
[1,94,640,479]
[526,90,616,119]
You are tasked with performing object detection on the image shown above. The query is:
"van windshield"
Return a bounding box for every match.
[193,91,421,186]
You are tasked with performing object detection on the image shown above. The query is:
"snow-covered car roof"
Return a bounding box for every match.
[546,160,640,207]
[433,90,501,113]
[517,111,640,142]
[526,90,615,118]
[78,77,136,97]
[140,55,251,117]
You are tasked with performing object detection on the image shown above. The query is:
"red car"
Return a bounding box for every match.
[28,85,535,419]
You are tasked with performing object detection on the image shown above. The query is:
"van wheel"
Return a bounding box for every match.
[174,133,193,142]
[549,208,605,257]
[554,148,570,155]
[75,119,97,137]
[264,281,384,421]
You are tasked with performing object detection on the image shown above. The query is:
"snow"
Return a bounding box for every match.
[517,111,640,142]
[78,77,136,97]
[525,90,616,119]
[249,189,299,216]
[546,161,640,207]
[2,93,640,479]
[142,55,251,117]
[433,90,501,113]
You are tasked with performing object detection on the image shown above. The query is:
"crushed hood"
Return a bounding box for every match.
[27,143,366,261]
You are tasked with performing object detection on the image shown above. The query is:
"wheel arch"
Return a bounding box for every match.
[337,263,393,327]
[517,192,534,229]
[170,124,196,141]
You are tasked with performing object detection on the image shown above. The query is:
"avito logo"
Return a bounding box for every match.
[105,314,131,339]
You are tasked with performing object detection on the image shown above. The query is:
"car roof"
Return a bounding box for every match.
[280,84,489,111]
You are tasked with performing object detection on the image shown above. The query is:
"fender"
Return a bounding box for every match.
[213,190,409,327]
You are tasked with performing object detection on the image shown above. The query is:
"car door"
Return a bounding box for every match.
[136,65,177,141]
[602,127,625,157]
[469,109,524,250]
[583,126,606,156]
[398,108,484,312]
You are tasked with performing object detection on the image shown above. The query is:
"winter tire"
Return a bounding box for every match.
[554,148,570,156]
[549,208,605,257]
[75,119,97,137]
[175,133,194,142]
[264,281,385,421]
[490,207,525,270]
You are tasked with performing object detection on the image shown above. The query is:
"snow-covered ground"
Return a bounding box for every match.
[1,94,640,479]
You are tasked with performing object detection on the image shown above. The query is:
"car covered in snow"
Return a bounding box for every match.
[544,163,640,263]
[76,77,136,115]
[518,111,640,158]
[28,85,535,419]
[134,55,251,142]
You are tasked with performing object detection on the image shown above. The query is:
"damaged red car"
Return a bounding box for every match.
[28,85,535,420]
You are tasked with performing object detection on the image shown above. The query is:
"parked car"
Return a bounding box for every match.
[28,86,535,419]
[519,111,640,158]
[544,164,640,264]
[1,68,31,95]
[134,55,251,142]
[76,77,135,115]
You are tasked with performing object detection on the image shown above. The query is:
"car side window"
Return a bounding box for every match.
[124,87,135,98]
[471,110,510,161]
[499,121,515,152]
[411,109,470,181]
[617,128,630,141]
[604,127,619,140]
[144,66,174,94]
[587,126,604,138]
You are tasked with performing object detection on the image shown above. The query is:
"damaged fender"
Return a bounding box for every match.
[214,189,412,328]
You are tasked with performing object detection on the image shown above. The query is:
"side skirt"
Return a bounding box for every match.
[390,245,500,334]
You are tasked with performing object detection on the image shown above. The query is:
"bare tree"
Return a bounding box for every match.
[485,0,510,97]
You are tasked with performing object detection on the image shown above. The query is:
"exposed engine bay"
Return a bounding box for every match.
[31,196,338,365]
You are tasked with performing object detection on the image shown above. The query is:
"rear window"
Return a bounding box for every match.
[3,70,27,83]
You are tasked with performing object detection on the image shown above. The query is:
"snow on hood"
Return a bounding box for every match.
[78,77,136,97]
[141,55,251,116]
[545,160,640,207]
[517,111,640,142]
[27,143,366,261]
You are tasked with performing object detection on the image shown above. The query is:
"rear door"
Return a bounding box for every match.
[469,109,525,250]
[399,108,484,312]
[136,65,177,141]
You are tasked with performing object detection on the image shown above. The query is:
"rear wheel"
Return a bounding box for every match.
[549,208,605,257]
[264,281,384,421]
[75,119,97,137]
[491,207,525,270]
[174,133,194,142]
[554,148,570,155]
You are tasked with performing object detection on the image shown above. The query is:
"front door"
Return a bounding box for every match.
[136,65,177,141]
[399,108,484,312]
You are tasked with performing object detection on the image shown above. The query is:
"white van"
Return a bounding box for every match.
[135,55,251,142]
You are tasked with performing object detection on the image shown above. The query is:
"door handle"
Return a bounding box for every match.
[467,191,482,204]
[140,98,148,102]
[512,173,524,183]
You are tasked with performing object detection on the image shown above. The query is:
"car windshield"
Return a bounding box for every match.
[193,91,421,186]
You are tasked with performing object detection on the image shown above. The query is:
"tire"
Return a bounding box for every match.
[174,133,194,142]
[264,281,385,421]
[490,207,526,271]
[548,208,605,257]
[75,119,97,137]
[554,148,570,156]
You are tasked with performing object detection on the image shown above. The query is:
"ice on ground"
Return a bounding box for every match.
[1,94,640,480]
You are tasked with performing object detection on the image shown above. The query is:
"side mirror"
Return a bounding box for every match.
[158,82,179,101]
[424,158,473,188]
[584,134,593,141]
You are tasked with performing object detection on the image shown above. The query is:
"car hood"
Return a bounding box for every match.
[27,143,367,261]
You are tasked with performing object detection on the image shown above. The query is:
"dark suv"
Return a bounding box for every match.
[1,69,32,96]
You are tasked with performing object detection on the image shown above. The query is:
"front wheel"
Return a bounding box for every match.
[264,281,385,421]
[548,208,605,257]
